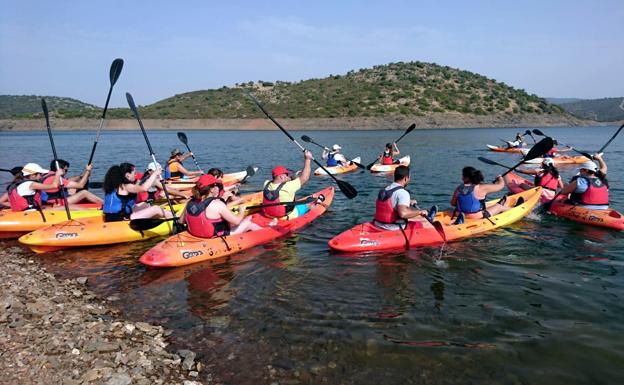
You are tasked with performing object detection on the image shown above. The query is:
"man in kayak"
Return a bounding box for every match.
[373,165,436,230]
[262,150,313,221]
[322,144,348,167]
[378,142,400,165]
[451,166,511,224]
[40,159,103,207]
[558,154,609,210]
[165,149,202,181]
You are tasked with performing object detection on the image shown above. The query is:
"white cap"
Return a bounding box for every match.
[580,160,598,172]
[147,162,162,171]
[332,144,342,151]
[542,158,554,167]
[21,163,49,176]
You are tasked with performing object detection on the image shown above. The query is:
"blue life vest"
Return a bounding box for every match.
[455,184,485,214]
[327,152,338,167]
[103,191,137,216]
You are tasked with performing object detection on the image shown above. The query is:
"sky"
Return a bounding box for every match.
[1,0,622,108]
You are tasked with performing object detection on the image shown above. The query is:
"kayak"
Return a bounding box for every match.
[314,157,361,175]
[165,167,258,190]
[369,156,411,173]
[548,200,624,231]
[486,144,525,153]
[328,187,541,252]
[523,155,587,164]
[140,186,335,267]
[0,206,102,239]
[18,192,263,253]
[504,172,557,203]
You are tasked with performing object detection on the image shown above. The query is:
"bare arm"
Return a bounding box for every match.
[516,167,540,176]
[65,164,93,189]
[217,201,244,226]
[297,151,313,186]
[478,176,505,195]
[594,153,607,175]
[396,204,427,219]
[559,180,578,196]
[177,164,202,177]
[29,172,62,191]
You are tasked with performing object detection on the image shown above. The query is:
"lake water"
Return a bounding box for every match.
[1,126,623,384]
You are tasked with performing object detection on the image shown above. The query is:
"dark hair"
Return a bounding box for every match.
[462,166,484,184]
[103,163,135,193]
[385,143,392,149]
[394,165,410,182]
[50,159,69,172]
[207,168,224,178]
[543,163,559,179]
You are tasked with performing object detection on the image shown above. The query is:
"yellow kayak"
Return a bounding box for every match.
[0,207,102,239]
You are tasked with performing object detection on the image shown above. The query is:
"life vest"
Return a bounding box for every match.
[8,181,43,212]
[103,191,137,217]
[185,198,229,238]
[262,182,292,218]
[41,172,68,203]
[382,151,394,165]
[327,152,338,167]
[455,184,485,214]
[571,176,609,206]
[166,159,182,179]
[136,172,161,203]
[534,172,559,191]
[374,186,404,224]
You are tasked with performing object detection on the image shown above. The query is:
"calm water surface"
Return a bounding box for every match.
[1,126,623,384]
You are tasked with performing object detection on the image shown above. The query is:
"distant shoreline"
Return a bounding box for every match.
[0,113,617,131]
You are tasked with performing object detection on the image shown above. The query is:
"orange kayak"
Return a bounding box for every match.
[486,144,525,153]
[140,187,334,267]
[548,201,623,231]
[165,167,257,190]
[0,206,102,239]
[329,187,541,252]
[523,155,588,165]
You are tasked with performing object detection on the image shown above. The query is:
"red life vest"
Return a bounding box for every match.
[580,176,609,205]
[382,151,394,165]
[8,181,43,212]
[135,172,162,203]
[374,186,404,223]
[184,198,229,238]
[41,172,69,203]
[262,182,291,218]
[535,173,559,191]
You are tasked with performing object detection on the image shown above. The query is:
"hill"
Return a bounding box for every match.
[550,97,624,122]
[0,95,99,119]
[0,61,566,121]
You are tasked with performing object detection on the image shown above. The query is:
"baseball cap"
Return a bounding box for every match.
[147,162,162,171]
[21,163,49,176]
[332,144,342,151]
[197,174,223,189]
[272,166,293,178]
[580,160,598,172]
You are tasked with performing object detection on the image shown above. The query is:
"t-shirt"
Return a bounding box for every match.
[263,178,303,219]
[16,181,36,197]
[374,182,411,230]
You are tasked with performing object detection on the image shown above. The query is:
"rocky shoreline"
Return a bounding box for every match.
[1,113,616,131]
[0,246,205,385]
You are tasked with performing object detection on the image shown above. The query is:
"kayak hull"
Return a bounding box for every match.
[524,155,588,165]
[314,157,360,175]
[549,201,624,231]
[486,144,524,153]
[140,187,335,267]
[370,156,411,173]
[0,208,102,239]
[165,167,258,190]
[328,187,541,252]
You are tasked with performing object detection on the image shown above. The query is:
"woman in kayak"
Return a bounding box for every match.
[40,159,103,207]
[506,132,526,149]
[207,168,243,206]
[6,163,63,212]
[378,142,400,165]
[166,149,202,181]
[102,162,173,222]
[322,144,348,167]
[451,166,510,224]
[178,174,262,238]
[558,154,609,210]
[0,166,24,209]
[135,162,186,204]
[506,158,563,200]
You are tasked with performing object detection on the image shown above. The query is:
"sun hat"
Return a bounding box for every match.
[21,163,49,176]
[147,162,162,171]
[272,166,293,178]
[197,174,223,189]
[170,148,182,157]
[332,144,342,151]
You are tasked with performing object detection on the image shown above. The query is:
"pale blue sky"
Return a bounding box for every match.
[1,0,622,107]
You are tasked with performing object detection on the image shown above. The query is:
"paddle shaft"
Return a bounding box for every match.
[367,123,415,169]
[177,132,204,172]
[42,99,71,221]
[531,129,592,159]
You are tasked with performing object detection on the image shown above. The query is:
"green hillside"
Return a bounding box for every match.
[552,97,624,122]
[0,95,99,119]
[1,61,565,119]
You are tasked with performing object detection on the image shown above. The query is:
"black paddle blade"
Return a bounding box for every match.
[351,161,366,170]
[245,165,256,177]
[336,179,358,199]
[365,160,377,170]
[405,123,416,134]
[301,135,312,143]
[524,130,532,136]
[109,58,124,86]
[432,221,447,242]
[532,129,545,136]
[126,92,138,115]
[177,132,189,145]
[129,217,168,231]
[41,98,49,122]
[524,137,554,161]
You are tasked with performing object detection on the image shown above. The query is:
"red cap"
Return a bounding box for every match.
[272,166,292,178]
[197,174,223,189]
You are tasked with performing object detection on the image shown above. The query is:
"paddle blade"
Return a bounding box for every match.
[177,132,189,145]
[126,92,139,117]
[524,130,532,136]
[109,58,124,86]
[245,165,256,178]
[432,221,447,242]
[129,217,167,231]
[532,129,545,136]
[405,123,416,134]
[41,98,49,121]
[351,161,366,170]
[366,160,377,170]
[301,135,312,143]
[336,179,358,199]
[524,137,554,161]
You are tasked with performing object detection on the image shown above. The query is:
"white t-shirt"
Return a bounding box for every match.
[374,182,411,230]
[16,181,37,197]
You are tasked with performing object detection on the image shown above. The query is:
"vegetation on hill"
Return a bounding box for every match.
[1,61,565,120]
[550,97,624,122]
[0,95,98,119]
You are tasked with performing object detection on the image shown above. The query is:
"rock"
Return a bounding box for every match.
[105,372,132,385]
[124,323,136,334]
[106,296,120,302]
[189,370,199,377]
[82,369,100,382]
[183,381,202,385]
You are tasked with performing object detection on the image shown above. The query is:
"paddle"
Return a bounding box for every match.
[300,135,365,169]
[366,123,416,169]
[128,197,316,231]
[531,129,592,159]
[597,123,624,154]
[176,132,204,172]
[477,157,513,170]
[87,58,124,166]
[240,165,256,184]
[246,93,357,199]
[126,92,182,233]
[524,129,536,144]
[503,137,553,178]
[42,98,70,221]
[0,167,23,175]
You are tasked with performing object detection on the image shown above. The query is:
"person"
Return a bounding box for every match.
[206,168,243,206]
[178,174,263,238]
[507,158,563,200]
[262,150,313,221]
[135,162,187,204]
[322,144,348,167]
[506,132,526,148]
[40,159,103,207]
[102,162,173,222]
[378,142,400,165]
[7,163,63,212]
[0,166,23,209]
[558,154,609,210]
[451,166,511,224]
[372,165,436,230]
[165,149,202,180]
